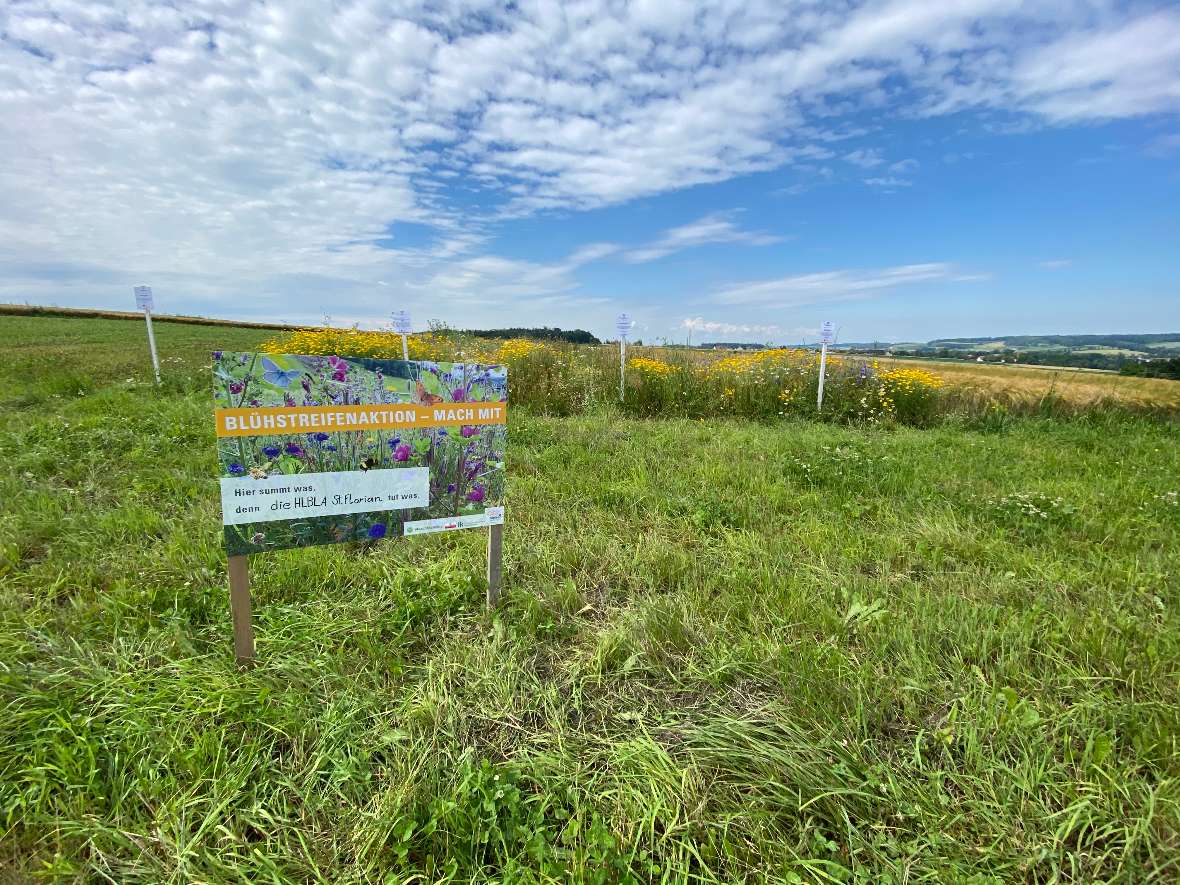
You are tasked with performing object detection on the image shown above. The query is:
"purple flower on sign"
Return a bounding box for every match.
[461,425,479,438]
[284,394,296,406]
[311,432,330,442]
[262,445,281,459]
[229,382,244,394]
[387,437,401,449]
[212,351,223,360]
[324,444,337,452]
[466,483,486,503]
[328,355,348,382]
[284,442,305,457]
[368,523,387,540]
[228,463,246,476]
[392,443,412,462]
[451,388,466,402]
[447,483,456,493]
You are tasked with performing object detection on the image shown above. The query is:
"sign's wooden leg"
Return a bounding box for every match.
[227,555,255,663]
[487,523,503,608]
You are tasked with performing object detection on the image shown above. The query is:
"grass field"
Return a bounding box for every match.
[878,357,1180,410]
[2,315,1179,883]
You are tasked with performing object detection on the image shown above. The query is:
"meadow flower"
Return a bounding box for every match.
[284,442,305,457]
[228,463,246,475]
[387,436,402,449]
[311,432,330,442]
[461,425,479,438]
[229,381,244,394]
[393,443,412,462]
[452,388,466,401]
[262,445,281,458]
[447,483,456,493]
[368,523,387,539]
[212,351,223,360]
[467,483,486,503]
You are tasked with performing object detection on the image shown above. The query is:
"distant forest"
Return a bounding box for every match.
[882,332,1180,375]
[462,326,601,344]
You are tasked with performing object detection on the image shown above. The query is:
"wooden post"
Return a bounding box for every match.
[227,555,255,663]
[486,523,503,607]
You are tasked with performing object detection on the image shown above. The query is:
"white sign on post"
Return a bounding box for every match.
[134,285,161,384]
[817,319,834,411]
[392,309,411,360]
[616,313,633,402]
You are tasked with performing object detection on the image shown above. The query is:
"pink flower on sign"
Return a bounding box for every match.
[461,425,479,438]
[392,443,412,462]
[466,483,486,503]
[328,355,348,381]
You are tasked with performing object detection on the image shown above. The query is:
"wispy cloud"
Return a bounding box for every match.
[681,317,781,337]
[844,148,886,168]
[623,212,781,263]
[864,176,913,189]
[713,262,971,308]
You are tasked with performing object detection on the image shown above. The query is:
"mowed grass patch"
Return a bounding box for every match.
[1,315,1179,883]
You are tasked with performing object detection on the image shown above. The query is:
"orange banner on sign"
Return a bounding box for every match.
[215,402,507,438]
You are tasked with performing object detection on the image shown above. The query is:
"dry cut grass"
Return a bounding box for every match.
[879,357,1180,409]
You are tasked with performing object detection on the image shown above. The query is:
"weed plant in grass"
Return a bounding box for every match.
[1,315,1179,882]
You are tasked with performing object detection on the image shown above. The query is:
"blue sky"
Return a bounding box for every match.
[1,1,1178,343]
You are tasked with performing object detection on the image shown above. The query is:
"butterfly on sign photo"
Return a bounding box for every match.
[414,380,444,406]
[261,356,303,388]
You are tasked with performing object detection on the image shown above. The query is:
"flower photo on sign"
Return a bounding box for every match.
[214,352,507,555]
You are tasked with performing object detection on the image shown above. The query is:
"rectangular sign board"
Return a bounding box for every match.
[820,320,835,345]
[134,285,154,311]
[214,352,506,555]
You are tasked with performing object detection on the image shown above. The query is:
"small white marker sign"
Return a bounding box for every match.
[392,310,411,334]
[134,285,154,311]
[616,313,633,339]
[820,320,835,345]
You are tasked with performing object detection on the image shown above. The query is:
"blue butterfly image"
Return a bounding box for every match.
[261,356,303,388]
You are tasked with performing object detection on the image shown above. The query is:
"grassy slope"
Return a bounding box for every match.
[1,316,1178,883]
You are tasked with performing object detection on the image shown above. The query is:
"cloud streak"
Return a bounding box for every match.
[713,262,973,308]
[623,212,781,263]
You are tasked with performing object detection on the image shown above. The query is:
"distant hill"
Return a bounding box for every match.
[857,333,1180,372]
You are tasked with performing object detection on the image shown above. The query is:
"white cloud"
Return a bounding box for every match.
[623,212,782,263]
[681,316,782,338]
[844,148,886,168]
[864,176,913,188]
[713,262,971,307]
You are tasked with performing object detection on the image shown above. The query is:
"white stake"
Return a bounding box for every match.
[392,309,412,360]
[619,337,626,401]
[134,285,161,384]
[816,341,828,411]
[817,319,834,411]
[616,313,632,402]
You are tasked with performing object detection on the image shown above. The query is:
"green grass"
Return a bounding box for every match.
[2,315,1178,883]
